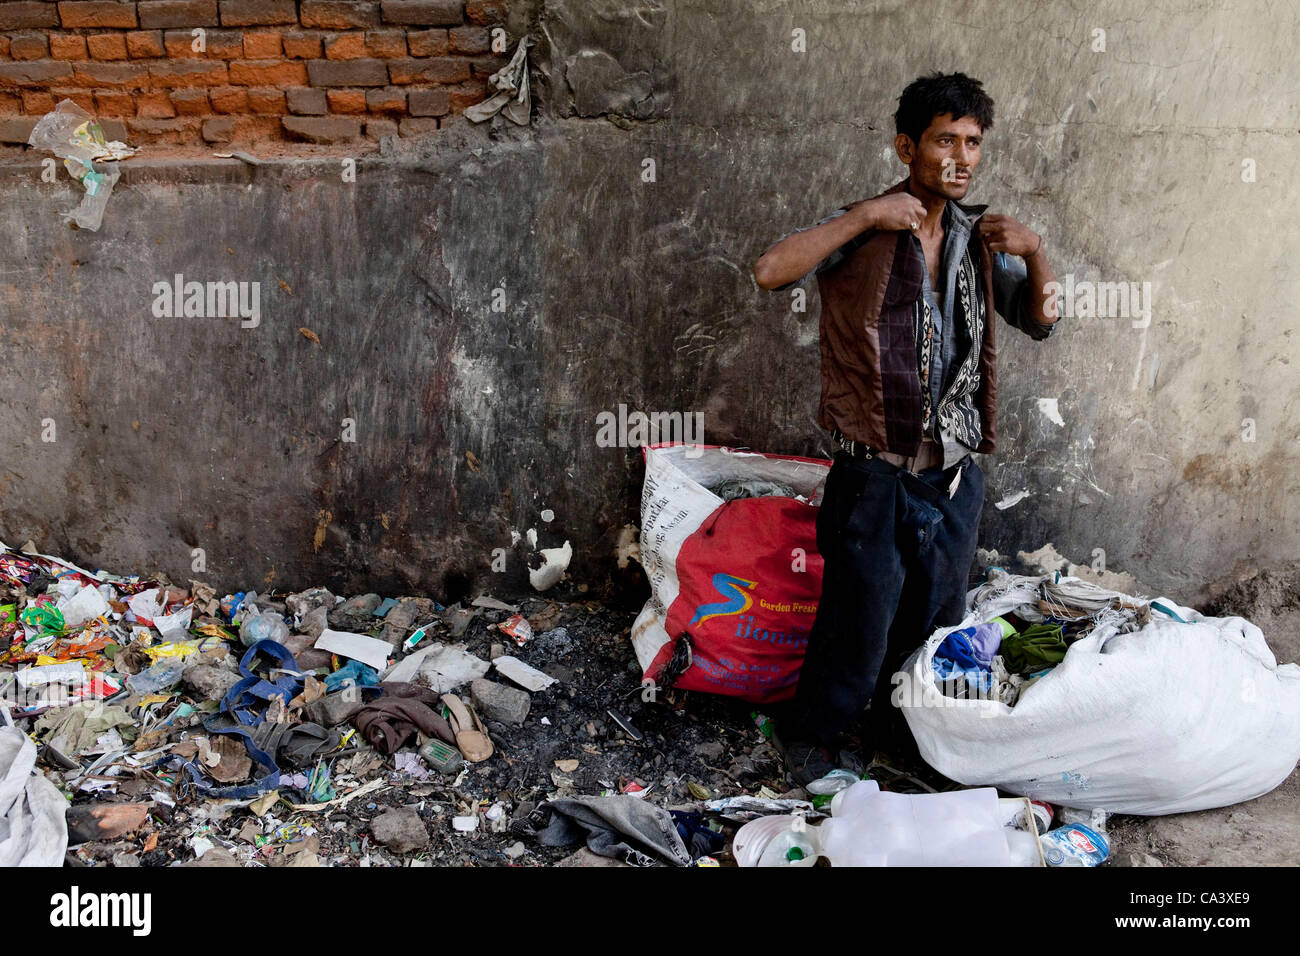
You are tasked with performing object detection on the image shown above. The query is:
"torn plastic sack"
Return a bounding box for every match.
[898,571,1300,815]
[464,36,532,125]
[175,639,305,799]
[27,100,136,232]
[631,443,829,703]
[1,726,69,866]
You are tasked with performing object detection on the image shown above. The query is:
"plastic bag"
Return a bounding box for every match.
[27,100,134,231]
[898,572,1300,815]
[631,443,829,703]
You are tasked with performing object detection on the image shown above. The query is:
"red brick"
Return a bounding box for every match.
[136,91,177,117]
[0,93,22,115]
[87,33,129,60]
[0,4,60,30]
[169,88,209,113]
[138,1,219,28]
[365,117,398,140]
[407,88,448,116]
[228,59,308,86]
[300,2,379,29]
[307,58,388,86]
[365,86,405,113]
[282,32,324,58]
[218,0,297,26]
[202,115,235,141]
[125,30,167,57]
[209,85,247,112]
[448,79,488,110]
[0,62,77,88]
[286,87,327,114]
[326,89,366,113]
[0,37,9,59]
[387,57,470,85]
[398,116,439,136]
[407,30,449,56]
[205,30,245,57]
[380,1,462,27]
[49,36,90,60]
[147,59,228,87]
[465,0,507,25]
[163,30,207,58]
[324,33,366,60]
[94,89,135,115]
[469,55,503,76]
[10,33,50,61]
[49,89,96,112]
[366,30,406,58]
[59,3,140,29]
[246,88,285,113]
[449,27,490,54]
[282,115,362,142]
[127,116,200,143]
[243,31,281,57]
[70,62,148,88]
[21,91,57,114]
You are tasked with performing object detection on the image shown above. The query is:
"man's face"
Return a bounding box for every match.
[897,113,983,200]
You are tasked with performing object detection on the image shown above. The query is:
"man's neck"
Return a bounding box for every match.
[906,174,947,236]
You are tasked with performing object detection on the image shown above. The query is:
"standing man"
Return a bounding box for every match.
[753,73,1061,784]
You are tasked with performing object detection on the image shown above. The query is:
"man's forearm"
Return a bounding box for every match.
[754,202,876,290]
[1024,243,1059,325]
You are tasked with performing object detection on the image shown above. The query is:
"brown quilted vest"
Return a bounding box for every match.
[814,179,998,455]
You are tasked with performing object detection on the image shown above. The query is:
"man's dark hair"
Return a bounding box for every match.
[893,72,995,143]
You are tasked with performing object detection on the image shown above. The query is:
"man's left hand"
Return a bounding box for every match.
[978,214,1041,258]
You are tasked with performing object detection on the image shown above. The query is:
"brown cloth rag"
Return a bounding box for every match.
[351,682,455,755]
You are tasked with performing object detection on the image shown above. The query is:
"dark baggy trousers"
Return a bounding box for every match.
[790,450,985,746]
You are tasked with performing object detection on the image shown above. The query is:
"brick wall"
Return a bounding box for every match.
[0,1,511,147]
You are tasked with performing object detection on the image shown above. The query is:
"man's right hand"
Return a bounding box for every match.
[861,193,927,232]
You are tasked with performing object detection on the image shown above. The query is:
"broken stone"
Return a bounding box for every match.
[470,678,530,726]
[286,587,336,619]
[328,592,382,627]
[371,808,429,853]
[182,662,241,701]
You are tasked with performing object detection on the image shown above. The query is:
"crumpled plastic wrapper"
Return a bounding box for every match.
[27,99,137,231]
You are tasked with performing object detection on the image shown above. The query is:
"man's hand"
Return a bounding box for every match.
[865,193,928,232]
[977,214,1041,257]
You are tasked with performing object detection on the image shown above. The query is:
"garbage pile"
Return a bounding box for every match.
[0,539,849,867]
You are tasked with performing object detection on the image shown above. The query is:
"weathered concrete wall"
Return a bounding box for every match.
[0,0,1296,605]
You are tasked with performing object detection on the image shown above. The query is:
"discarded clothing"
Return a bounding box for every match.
[516,795,691,867]
[35,702,135,758]
[708,477,799,502]
[351,682,454,755]
[671,809,726,860]
[936,620,1004,670]
[1000,623,1067,674]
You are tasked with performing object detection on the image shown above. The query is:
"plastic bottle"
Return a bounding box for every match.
[126,658,185,696]
[756,822,819,867]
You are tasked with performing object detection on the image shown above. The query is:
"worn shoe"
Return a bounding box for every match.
[771,729,837,787]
